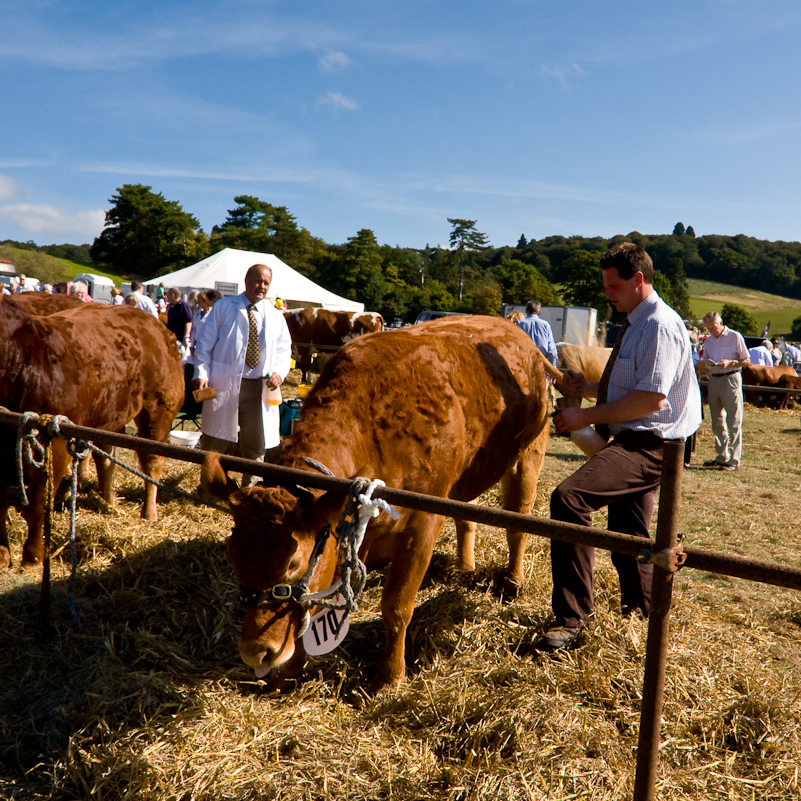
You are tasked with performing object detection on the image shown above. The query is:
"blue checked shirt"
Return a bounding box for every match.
[606,292,701,440]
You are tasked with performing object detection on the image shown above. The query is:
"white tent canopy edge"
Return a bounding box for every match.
[144,248,364,312]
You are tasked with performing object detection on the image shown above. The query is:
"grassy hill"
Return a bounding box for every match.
[0,245,129,287]
[687,278,801,338]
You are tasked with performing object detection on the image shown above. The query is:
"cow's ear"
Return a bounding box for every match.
[202,453,238,502]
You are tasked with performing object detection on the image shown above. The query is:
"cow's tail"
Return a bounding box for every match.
[540,353,565,385]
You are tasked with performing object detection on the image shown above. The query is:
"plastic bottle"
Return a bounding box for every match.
[570,425,606,457]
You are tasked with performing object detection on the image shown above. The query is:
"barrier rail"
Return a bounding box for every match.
[2,407,800,801]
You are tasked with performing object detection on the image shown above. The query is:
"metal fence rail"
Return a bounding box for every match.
[2,406,800,801]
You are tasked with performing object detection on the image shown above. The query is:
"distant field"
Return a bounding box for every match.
[687,278,801,337]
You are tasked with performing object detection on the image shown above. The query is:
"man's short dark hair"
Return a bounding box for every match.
[205,289,223,304]
[600,242,653,283]
[131,280,143,292]
[526,300,542,315]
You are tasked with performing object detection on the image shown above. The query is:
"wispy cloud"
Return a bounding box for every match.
[0,203,105,237]
[320,92,360,111]
[318,48,350,73]
[0,173,16,202]
[539,63,584,89]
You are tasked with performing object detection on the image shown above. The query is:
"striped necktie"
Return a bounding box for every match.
[245,303,260,369]
[595,319,630,441]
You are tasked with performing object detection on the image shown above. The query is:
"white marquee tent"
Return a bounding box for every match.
[145,248,364,312]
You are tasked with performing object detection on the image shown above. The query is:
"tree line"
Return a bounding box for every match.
[6,184,801,327]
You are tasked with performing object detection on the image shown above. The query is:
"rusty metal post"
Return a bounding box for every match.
[633,438,684,801]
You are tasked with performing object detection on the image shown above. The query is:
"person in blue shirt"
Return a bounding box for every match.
[516,300,558,366]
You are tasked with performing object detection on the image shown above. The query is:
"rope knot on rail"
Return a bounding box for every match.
[637,534,687,573]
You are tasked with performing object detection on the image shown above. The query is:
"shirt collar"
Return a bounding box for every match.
[626,289,660,327]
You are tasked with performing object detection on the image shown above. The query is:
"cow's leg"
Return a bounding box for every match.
[20,443,70,566]
[500,425,549,595]
[0,486,11,569]
[298,346,312,384]
[376,513,442,691]
[454,500,477,571]
[134,410,170,521]
[93,448,116,505]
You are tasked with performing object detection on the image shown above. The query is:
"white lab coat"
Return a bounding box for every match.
[193,294,292,446]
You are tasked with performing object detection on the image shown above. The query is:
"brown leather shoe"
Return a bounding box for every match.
[534,625,584,652]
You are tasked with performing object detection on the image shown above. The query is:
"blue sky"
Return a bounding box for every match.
[2,0,801,251]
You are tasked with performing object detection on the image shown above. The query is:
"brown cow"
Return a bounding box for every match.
[555,344,612,409]
[283,308,384,383]
[204,315,557,691]
[5,293,84,314]
[777,372,801,410]
[741,364,797,407]
[0,297,184,568]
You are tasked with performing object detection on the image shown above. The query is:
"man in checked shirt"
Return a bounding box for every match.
[535,243,701,652]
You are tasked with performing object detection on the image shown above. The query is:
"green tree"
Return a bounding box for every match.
[791,315,801,339]
[666,258,691,318]
[90,184,206,277]
[470,282,503,316]
[686,225,696,238]
[560,250,609,315]
[419,279,456,312]
[492,259,560,305]
[331,229,385,310]
[720,303,759,336]
[218,195,304,265]
[447,217,490,300]
[672,222,686,236]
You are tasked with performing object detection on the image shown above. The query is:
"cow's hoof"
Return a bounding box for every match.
[21,548,43,568]
[140,507,158,522]
[1,546,11,570]
[500,576,522,600]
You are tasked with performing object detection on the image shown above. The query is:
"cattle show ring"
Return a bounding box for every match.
[2,307,801,800]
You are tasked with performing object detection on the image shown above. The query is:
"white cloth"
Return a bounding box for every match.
[606,291,701,441]
[193,293,292,446]
[131,291,159,318]
[701,326,749,374]
[748,346,772,366]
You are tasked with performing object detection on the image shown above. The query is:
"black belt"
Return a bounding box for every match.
[613,429,663,448]
[711,370,740,377]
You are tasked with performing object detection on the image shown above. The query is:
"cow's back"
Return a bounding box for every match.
[3,303,183,430]
[287,315,547,502]
[5,293,84,315]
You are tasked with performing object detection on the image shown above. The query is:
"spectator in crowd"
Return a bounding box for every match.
[16,274,30,293]
[536,243,700,652]
[516,300,558,366]
[129,280,159,317]
[748,340,774,366]
[165,286,193,348]
[71,280,93,302]
[182,290,222,418]
[506,310,524,324]
[192,265,292,487]
[701,311,749,471]
[123,293,138,307]
[111,287,124,305]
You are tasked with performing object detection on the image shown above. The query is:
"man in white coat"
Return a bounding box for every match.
[192,263,292,487]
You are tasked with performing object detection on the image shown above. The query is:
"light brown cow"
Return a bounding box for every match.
[777,372,801,410]
[741,364,797,407]
[5,293,84,314]
[204,315,559,691]
[283,308,384,383]
[0,298,184,568]
[555,344,612,409]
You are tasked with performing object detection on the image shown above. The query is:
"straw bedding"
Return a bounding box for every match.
[1,401,800,800]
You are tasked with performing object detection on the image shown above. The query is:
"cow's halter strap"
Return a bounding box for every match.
[239,523,332,609]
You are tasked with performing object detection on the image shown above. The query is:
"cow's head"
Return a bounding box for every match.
[203,454,340,689]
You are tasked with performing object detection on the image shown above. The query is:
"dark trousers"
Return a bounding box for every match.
[549,431,666,628]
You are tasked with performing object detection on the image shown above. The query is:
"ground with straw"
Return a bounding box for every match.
[1,379,800,800]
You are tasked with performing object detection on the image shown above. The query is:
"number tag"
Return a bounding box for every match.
[302,595,350,656]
